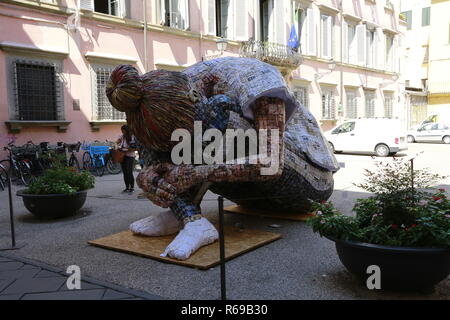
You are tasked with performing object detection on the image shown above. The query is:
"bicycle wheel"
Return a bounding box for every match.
[0,166,6,191]
[69,155,81,172]
[18,160,33,186]
[82,152,92,171]
[0,160,12,183]
[93,157,105,177]
[106,158,121,174]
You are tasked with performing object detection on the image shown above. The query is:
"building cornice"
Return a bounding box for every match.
[0,41,69,59]
[1,0,73,16]
[343,12,362,23]
[85,52,138,64]
[317,4,340,15]
[302,55,398,76]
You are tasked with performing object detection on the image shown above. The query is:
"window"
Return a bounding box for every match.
[14,63,57,121]
[401,10,412,30]
[217,0,231,38]
[322,89,335,120]
[366,29,376,68]
[385,34,394,71]
[260,0,271,42]
[320,14,333,58]
[384,94,393,118]
[160,0,189,30]
[80,0,127,17]
[293,4,315,56]
[345,22,356,64]
[422,7,430,27]
[332,122,355,134]
[293,86,309,109]
[93,66,126,121]
[294,6,307,53]
[346,90,357,119]
[365,91,376,118]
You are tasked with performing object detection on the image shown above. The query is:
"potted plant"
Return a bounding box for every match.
[308,158,450,291]
[17,160,95,219]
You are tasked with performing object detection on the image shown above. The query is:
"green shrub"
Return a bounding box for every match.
[308,159,450,247]
[25,166,95,195]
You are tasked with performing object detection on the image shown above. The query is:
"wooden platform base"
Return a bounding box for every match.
[224,205,315,222]
[88,227,281,270]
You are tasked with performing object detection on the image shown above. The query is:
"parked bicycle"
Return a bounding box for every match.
[65,142,82,171]
[81,141,121,176]
[0,143,33,186]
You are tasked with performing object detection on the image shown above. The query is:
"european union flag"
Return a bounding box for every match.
[287,24,299,50]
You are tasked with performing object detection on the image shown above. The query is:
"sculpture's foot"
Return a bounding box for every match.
[130,210,182,236]
[160,217,218,260]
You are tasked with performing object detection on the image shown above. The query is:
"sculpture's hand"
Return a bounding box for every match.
[136,164,177,208]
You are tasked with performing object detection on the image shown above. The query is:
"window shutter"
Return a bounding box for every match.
[235,0,248,40]
[307,8,316,55]
[376,29,384,70]
[227,0,235,39]
[322,15,331,58]
[208,0,216,35]
[342,20,348,62]
[80,0,94,11]
[119,0,127,18]
[348,25,356,63]
[356,24,366,65]
[178,0,189,30]
[274,0,285,45]
[160,0,166,25]
[394,36,399,73]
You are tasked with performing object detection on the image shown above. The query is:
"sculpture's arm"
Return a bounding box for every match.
[137,97,285,206]
[193,96,286,182]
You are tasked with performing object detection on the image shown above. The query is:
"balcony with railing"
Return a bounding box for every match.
[239,40,303,72]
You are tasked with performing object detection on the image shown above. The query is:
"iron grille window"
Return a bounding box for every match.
[384,95,393,118]
[15,63,57,121]
[365,91,376,118]
[346,90,357,119]
[293,87,309,109]
[322,90,336,120]
[95,68,126,121]
[290,87,309,125]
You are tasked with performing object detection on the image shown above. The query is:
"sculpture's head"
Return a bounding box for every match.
[107,65,199,152]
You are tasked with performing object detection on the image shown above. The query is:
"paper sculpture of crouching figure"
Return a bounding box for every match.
[106,57,339,260]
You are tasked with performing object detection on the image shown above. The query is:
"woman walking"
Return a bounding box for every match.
[117,125,137,193]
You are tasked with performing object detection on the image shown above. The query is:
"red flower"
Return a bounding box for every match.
[391,224,398,229]
[433,196,441,201]
[411,224,417,228]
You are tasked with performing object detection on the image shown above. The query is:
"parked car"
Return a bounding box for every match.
[324,119,407,157]
[407,122,450,144]
[411,113,450,130]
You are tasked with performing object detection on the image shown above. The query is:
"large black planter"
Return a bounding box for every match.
[17,190,88,219]
[328,237,450,291]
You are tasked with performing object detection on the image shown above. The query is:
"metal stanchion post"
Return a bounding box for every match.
[0,168,25,251]
[218,196,227,300]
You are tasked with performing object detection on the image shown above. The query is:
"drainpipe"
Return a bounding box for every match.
[143,0,148,72]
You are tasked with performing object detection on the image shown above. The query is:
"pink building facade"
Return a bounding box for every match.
[0,0,406,158]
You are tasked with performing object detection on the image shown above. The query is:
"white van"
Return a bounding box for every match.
[324,119,408,157]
